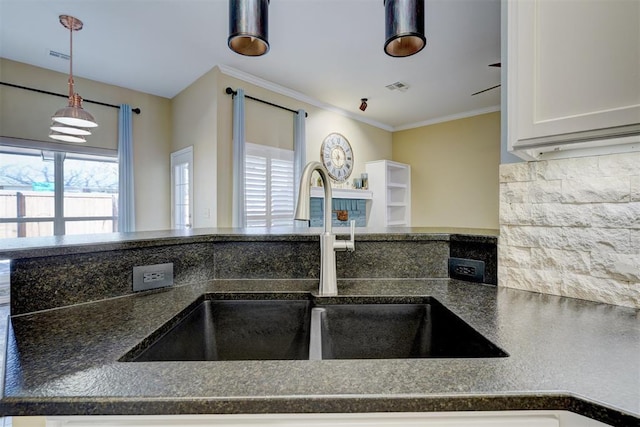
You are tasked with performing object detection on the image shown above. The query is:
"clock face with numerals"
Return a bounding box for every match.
[320,133,354,183]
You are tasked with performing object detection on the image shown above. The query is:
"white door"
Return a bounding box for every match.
[170,147,193,229]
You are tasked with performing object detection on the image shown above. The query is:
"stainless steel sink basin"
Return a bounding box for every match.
[122,295,507,362]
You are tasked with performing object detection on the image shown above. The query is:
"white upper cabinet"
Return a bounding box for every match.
[507,0,640,159]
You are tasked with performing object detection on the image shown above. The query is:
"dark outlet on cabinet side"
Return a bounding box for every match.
[448,257,485,283]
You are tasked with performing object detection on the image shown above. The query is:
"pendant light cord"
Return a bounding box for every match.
[68,18,75,101]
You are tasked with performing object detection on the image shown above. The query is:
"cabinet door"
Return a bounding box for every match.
[507,0,640,158]
[43,411,611,426]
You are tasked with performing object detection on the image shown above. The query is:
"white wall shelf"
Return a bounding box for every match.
[310,187,373,200]
[365,160,411,227]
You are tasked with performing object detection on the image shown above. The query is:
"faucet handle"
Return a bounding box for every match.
[334,220,356,252]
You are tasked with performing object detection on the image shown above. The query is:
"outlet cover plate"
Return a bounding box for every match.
[448,257,485,283]
[133,263,174,292]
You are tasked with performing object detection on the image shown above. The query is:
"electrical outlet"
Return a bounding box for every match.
[448,257,485,283]
[143,272,165,283]
[133,263,173,292]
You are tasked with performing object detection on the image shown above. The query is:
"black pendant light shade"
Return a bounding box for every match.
[384,0,426,57]
[228,0,270,56]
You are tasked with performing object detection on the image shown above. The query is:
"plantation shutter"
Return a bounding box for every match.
[245,143,294,227]
[245,152,267,227]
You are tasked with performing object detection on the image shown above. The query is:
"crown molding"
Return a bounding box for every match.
[393,105,501,131]
[217,65,394,132]
[218,65,500,133]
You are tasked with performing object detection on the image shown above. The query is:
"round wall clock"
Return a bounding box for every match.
[320,133,354,183]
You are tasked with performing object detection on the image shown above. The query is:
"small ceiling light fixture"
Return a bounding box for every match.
[359,98,368,112]
[50,15,97,142]
[384,0,426,57]
[228,0,270,56]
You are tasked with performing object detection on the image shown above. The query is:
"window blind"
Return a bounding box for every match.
[245,143,294,227]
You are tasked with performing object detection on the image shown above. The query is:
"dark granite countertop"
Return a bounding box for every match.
[0,227,498,259]
[0,279,638,425]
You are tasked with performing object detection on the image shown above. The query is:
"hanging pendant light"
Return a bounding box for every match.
[49,131,87,144]
[50,122,92,136]
[228,0,270,56]
[384,0,426,57]
[50,14,97,142]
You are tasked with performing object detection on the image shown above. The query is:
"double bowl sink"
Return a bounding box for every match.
[121,294,508,362]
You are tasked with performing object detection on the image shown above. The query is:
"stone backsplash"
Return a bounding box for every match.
[10,232,499,315]
[499,151,640,308]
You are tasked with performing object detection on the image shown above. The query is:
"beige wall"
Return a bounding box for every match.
[0,59,172,232]
[11,417,47,427]
[1,59,118,151]
[172,67,393,228]
[216,72,393,227]
[306,108,392,179]
[12,417,45,427]
[171,67,220,228]
[2,58,498,233]
[393,112,500,230]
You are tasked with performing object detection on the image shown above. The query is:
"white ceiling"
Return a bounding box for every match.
[0,0,501,131]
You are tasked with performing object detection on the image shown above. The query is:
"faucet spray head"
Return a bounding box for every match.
[294,186,310,221]
[294,161,324,221]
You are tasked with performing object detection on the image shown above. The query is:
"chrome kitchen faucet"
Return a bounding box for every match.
[294,161,355,296]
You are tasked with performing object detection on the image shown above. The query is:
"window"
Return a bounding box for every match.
[0,141,118,305]
[171,147,193,229]
[0,259,8,305]
[245,143,295,227]
[0,143,118,238]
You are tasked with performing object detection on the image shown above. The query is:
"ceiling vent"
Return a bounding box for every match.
[48,49,70,61]
[385,81,409,92]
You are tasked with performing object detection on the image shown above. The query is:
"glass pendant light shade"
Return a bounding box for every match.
[228,0,270,56]
[49,130,87,143]
[52,94,98,128]
[50,121,92,136]
[384,0,426,57]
